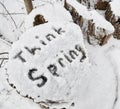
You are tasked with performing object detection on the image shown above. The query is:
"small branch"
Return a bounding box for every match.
[0,59,4,68]
[0,52,9,55]
[19,21,24,28]
[0,35,13,45]
[0,58,9,60]
[0,38,12,47]
[0,1,17,28]
[24,0,33,14]
[0,12,26,15]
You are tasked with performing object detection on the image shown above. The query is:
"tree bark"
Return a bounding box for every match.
[24,0,33,14]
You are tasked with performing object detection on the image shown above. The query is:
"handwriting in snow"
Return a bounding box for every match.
[13,27,86,87]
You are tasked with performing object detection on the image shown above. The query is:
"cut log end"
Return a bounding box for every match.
[33,14,48,26]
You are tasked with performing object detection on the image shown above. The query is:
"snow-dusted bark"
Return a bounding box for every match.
[77,0,111,10]
[24,0,33,14]
[105,0,120,39]
[65,0,114,45]
[25,3,73,29]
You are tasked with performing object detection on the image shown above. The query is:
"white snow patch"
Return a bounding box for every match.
[7,22,88,105]
[110,0,120,17]
[25,3,73,29]
[89,10,114,33]
[67,0,114,33]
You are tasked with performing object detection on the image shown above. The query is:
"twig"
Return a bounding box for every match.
[0,59,4,68]
[19,21,24,28]
[0,35,13,45]
[0,38,12,46]
[0,52,9,55]
[0,58,9,60]
[0,12,26,15]
[0,1,17,28]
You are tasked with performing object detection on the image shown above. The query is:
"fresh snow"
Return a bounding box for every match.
[0,0,120,109]
[67,0,114,34]
[25,2,73,29]
[89,10,114,33]
[0,0,26,42]
[7,22,88,105]
[110,0,120,17]
[77,0,111,9]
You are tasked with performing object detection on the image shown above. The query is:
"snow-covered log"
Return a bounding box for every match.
[105,0,120,39]
[25,3,73,29]
[7,22,88,108]
[65,0,114,45]
[77,0,110,10]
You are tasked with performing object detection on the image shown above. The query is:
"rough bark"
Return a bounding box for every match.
[95,0,109,10]
[77,0,110,10]
[64,1,113,45]
[24,0,33,14]
[105,4,120,39]
[33,14,48,26]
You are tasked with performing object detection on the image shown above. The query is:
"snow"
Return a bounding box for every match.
[7,22,88,106]
[0,65,42,109]
[0,0,26,42]
[89,10,114,33]
[110,0,120,17]
[6,35,120,109]
[0,0,120,109]
[67,0,114,33]
[106,45,120,109]
[25,2,73,29]
[77,0,111,9]
[68,0,90,19]
[0,15,20,41]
